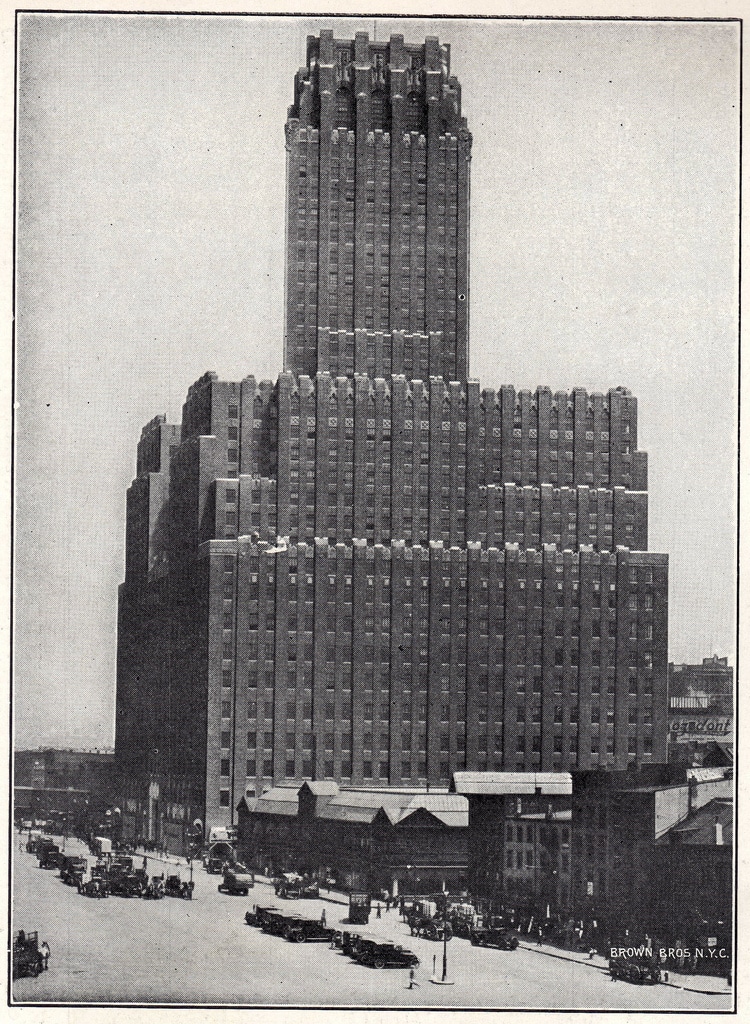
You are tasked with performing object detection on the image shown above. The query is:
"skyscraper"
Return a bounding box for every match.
[115,30,668,847]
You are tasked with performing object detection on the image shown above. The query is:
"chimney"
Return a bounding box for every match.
[714,817,723,845]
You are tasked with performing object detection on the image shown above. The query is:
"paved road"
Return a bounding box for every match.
[11,838,733,1009]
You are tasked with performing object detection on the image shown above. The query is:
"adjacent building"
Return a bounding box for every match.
[236,782,469,895]
[451,771,572,912]
[668,656,733,766]
[570,764,732,942]
[115,29,669,849]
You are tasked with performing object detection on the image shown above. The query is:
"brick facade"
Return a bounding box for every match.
[114,31,669,845]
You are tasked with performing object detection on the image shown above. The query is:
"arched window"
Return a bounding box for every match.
[404,91,425,134]
[335,87,355,130]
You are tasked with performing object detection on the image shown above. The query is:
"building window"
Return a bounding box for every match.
[220,759,230,777]
[219,790,230,807]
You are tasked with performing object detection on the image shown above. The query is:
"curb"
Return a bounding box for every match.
[522,944,731,996]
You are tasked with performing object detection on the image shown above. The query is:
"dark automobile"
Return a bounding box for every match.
[206,856,224,875]
[261,910,291,937]
[470,921,519,950]
[109,873,145,898]
[60,856,87,886]
[245,905,279,927]
[39,845,63,870]
[13,931,43,979]
[355,939,420,970]
[609,951,661,984]
[283,917,335,943]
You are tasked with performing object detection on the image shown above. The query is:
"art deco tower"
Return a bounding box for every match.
[284,30,471,380]
[115,31,668,843]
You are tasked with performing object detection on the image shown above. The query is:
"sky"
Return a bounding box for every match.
[14,14,739,750]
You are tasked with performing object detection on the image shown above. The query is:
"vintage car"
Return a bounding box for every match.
[108,872,145,898]
[283,917,334,944]
[347,892,371,925]
[609,950,661,984]
[470,917,519,950]
[260,910,291,937]
[218,863,253,896]
[79,877,109,898]
[354,939,421,970]
[165,874,194,899]
[60,856,87,886]
[12,931,44,979]
[245,905,279,928]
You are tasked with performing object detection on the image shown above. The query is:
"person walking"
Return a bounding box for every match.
[536,926,543,946]
[376,903,382,919]
[408,967,419,990]
[320,910,327,928]
[40,940,50,971]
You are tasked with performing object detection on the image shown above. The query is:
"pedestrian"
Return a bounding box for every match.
[588,948,596,960]
[142,856,148,873]
[385,895,390,912]
[536,926,543,946]
[320,910,326,928]
[40,940,50,971]
[663,971,669,984]
[408,967,419,989]
[377,902,382,919]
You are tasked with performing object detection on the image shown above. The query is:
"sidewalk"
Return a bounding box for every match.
[519,940,732,996]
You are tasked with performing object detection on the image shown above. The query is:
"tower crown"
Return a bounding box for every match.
[284,30,471,381]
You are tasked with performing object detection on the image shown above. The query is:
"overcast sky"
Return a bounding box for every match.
[15,14,739,749]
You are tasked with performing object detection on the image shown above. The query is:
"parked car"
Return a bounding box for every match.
[60,856,87,886]
[109,872,145,898]
[609,951,661,984]
[355,939,420,970]
[245,905,279,928]
[283,917,335,943]
[12,931,43,979]
[471,925,518,954]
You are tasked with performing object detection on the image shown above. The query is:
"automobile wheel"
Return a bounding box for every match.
[293,932,305,943]
[218,885,224,892]
[241,889,248,896]
[373,959,386,970]
[510,939,519,950]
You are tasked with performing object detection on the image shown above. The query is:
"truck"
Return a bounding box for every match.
[348,891,371,924]
[218,862,254,896]
[92,836,112,857]
[12,931,44,979]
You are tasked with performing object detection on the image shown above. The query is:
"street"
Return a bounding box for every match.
[12,837,732,1009]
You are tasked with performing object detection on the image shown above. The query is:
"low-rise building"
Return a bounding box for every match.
[570,764,732,942]
[450,772,572,913]
[236,783,468,895]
